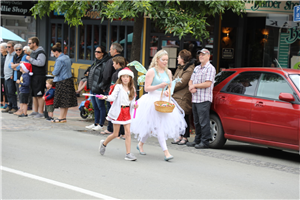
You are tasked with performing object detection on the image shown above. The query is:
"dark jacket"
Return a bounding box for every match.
[172,59,195,115]
[13,52,24,79]
[100,54,122,92]
[19,73,30,93]
[1,53,7,78]
[111,67,124,84]
[87,54,110,94]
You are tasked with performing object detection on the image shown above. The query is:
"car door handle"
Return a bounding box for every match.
[255,101,264,107]
[219,96,226,100]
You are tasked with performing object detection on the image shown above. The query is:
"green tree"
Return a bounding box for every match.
[31,0,258,63]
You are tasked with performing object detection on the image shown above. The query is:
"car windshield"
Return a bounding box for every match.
[290,74,300,92]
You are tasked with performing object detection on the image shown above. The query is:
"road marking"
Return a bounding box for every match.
[1,166,119,200]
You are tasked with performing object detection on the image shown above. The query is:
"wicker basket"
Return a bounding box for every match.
[154,86,175,113]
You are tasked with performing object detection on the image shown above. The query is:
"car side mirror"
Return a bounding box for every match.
[279,93,295,102]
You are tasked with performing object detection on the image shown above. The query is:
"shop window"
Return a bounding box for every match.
[79,24,107,61]
[50,22,73,59]
[110,24,134,60]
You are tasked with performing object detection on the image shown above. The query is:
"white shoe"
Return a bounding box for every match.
[85,124,96,129]
[92,125,103,131]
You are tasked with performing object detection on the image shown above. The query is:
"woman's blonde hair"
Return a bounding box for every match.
[116,76,135,101]
[149,49,168,76]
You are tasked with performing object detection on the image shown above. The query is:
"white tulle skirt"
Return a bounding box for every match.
[131,90,187,141]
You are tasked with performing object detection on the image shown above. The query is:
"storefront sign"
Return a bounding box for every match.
[285,26,300,44]
[222,48,234,59]
[84,10,101,19]
[0,1,36,16]
[246,1,299,14]
[266,18,300,28]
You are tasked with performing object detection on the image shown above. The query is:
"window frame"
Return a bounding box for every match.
[49,19,73,61]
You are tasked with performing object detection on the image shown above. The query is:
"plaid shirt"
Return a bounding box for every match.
[190,62,216,103]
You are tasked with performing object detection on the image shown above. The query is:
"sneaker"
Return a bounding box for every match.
[92,125,103,131]
[3,104,8,109]
[46,117,54,121]
[18,114,28,117]
[125,153,137,161]
[27,107,32,111]
[85,124,96,129]
[2,107,10,113]
[8,108,17,114]
[28,112,38,117]
[33,113,44,118]
[99,140,106,155]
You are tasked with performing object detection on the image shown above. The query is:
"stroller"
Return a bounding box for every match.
[78,97,94,119]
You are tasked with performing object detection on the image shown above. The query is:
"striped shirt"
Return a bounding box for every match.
[190,62,216,103]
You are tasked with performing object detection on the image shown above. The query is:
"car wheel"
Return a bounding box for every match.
[80,107,88,119]
[209,114,227,148]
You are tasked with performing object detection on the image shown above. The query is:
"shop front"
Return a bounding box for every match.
[44,11,135,81]
[220,1,300,69]
[1,1,36,44]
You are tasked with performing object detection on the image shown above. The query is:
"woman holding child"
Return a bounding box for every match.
[51,42,77,123]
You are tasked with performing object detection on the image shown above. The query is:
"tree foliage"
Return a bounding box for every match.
[31,0,257,41]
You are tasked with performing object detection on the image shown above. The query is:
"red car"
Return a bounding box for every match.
[210,68,300,153]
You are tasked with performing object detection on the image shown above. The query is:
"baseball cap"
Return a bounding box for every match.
[197,48,210,55]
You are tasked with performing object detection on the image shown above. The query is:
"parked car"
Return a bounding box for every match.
[209,68,300,153]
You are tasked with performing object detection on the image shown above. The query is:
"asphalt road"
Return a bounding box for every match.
[1,111,299,199]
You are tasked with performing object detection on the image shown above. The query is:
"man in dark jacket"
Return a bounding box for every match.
[100,43,123,134]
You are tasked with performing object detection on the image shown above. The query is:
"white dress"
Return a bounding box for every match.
[131,70,187,141]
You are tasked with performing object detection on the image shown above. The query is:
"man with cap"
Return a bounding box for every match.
[187,48,216,149]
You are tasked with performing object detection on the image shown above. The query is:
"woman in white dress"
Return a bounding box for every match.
[131,50,186,161]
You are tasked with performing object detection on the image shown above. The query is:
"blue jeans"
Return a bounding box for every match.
[90,94,106,126]
[5,78,17,110]
[192,101,211,146]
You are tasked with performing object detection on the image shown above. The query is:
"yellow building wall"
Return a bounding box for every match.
[47,61,90,79]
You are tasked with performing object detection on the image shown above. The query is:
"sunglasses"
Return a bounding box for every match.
[15,49,22,51]
[95,51,102,53]
[7,46,11,48]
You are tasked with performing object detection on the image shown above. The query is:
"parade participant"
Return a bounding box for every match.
[98,67,138,161]
[51,43,77,123]
[16,63,32,117]
[130,50,186,161]
[187,48,216,149]
[171,50,195,145]
[85,46,110,131]
[43,79,55,121]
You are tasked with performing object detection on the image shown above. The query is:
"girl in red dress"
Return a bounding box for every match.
[98,67,138,161]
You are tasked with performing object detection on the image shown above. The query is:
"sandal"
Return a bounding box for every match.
[51,118,67,123]
[178,138,188,145]
[100,130,112,135]
[171,138,182,144]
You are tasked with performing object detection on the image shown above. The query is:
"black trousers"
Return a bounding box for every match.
[181,114,190,138]
[1,78,8,103]
[192,101,211,146]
